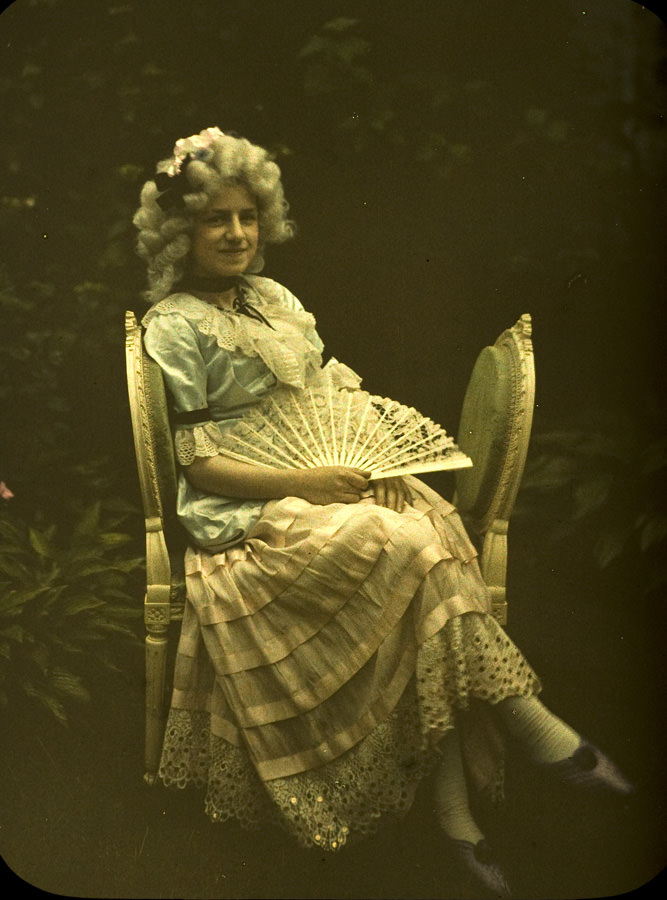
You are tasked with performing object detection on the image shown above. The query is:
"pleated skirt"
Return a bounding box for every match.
[159,477,540,850]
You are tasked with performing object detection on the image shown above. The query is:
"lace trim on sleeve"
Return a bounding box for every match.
[175,422,224,466]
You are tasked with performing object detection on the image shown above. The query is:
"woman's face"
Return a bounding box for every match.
[189,183,259,279]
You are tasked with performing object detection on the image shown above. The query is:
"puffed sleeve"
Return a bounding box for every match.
[143,312,206,413]
[143,313,222,466]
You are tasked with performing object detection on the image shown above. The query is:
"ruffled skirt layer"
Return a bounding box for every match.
[159,477,540,849]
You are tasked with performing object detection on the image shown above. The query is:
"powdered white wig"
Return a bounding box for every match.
[133,127,295,305]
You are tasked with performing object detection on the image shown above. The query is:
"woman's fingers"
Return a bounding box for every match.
[373,478,387,508]
[345,469,372,491]
[297,468,412,507]
[395,477,409,511]
[384,479,399,511]
[371,476,409,511]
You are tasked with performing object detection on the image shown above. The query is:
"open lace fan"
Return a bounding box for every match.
[216,380,472,479]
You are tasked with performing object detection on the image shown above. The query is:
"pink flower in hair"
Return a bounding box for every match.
[0,481,14,500]
[165,126,225,176]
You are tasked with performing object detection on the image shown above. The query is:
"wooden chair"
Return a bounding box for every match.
[454,314,536,625]
[124,310,535,783]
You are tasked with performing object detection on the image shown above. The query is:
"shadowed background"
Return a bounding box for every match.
[1,0,665,897]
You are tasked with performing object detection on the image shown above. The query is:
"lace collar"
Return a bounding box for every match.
[142,276,323,388]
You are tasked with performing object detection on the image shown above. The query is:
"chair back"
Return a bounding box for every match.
[454,314,535,623]
[125,310,182,782]
[125,311,178,528]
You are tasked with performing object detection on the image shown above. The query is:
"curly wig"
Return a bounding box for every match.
[133,128,295,305]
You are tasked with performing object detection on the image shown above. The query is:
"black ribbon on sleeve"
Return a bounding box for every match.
[173,407,212,425]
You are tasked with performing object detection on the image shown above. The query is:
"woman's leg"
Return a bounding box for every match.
[494,694,634,794]
[494,694,580,763]
[435,729,511,897]
[434,729,485,844]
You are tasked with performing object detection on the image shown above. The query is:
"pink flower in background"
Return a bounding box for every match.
[0,481,14,500]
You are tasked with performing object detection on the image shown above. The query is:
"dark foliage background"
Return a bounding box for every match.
[0,0,665,897]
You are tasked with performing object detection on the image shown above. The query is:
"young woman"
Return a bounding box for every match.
[133,127,632,897]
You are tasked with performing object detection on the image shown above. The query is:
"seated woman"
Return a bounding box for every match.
[132,127,632,897]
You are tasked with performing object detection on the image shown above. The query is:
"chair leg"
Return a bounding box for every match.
[144,628,168,785]
[480,519,509,626]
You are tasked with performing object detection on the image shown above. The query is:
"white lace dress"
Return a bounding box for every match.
[142,276,541,850]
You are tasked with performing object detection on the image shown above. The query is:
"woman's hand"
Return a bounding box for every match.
[293,466,371,506]
[370,476,410,513]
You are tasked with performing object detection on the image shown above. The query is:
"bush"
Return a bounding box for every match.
[0,496,143,725]
[516,399,667,599]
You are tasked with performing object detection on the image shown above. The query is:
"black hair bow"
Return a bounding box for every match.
[154,155,194,212]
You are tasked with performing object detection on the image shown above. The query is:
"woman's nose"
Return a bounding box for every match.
[225,216,244,240]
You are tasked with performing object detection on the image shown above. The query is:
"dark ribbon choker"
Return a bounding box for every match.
[179,273,241,293]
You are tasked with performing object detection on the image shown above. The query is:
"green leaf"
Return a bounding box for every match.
[29,583,67,616]
[22,682,68,725]
[526,107,547,125]
[47,635,82,655]
[0,589,33,617]
[334,36,371,65]
[28,528,56,559]
[50,668,91,703]
[112,557,145,574]
[323,17,359,32]
[594,526,632,568]
[298,35,328,59]
[449,143,471,160]
[69,561,120,577]
[72,502,102,542]
[547,120,570,142]
[642,566,667,597]
[94,621,140,639]
[25,642,51,675]
[0,623,25,643]
[58,597,107,616]
[641,438,667,475]
[571,475,612,520]
[100,603,140,619]
[0,557,32,580]
[99,532,132,548]
[520,454,580,491]
[639,516,667,553]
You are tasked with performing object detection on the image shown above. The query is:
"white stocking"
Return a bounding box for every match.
[495,694,581,764]
[433,729,485,845]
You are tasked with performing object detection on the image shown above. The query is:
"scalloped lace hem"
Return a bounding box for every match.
[158,613,540,850]
[159,689,433,851]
